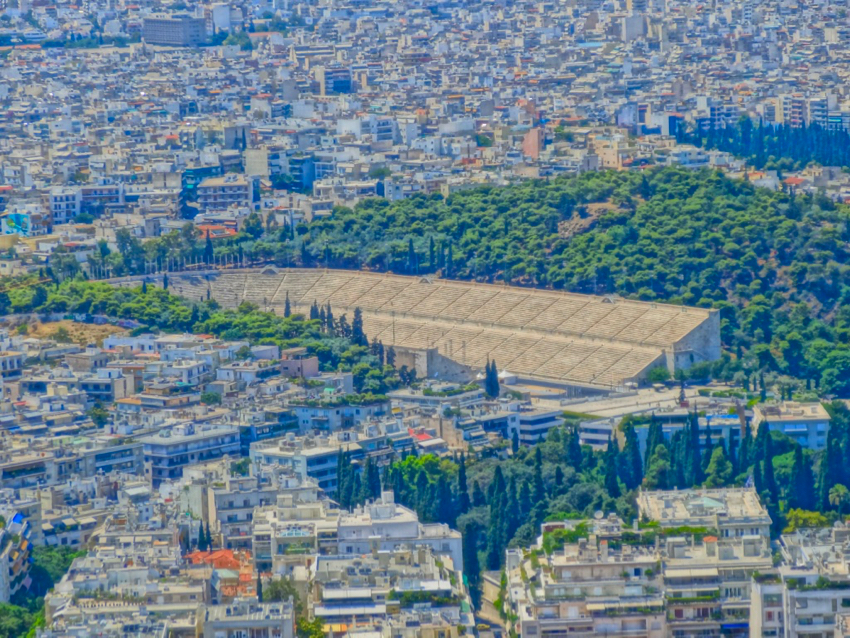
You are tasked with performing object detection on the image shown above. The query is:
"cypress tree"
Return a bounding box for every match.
[206,522,213,551]
[197,523,206,551]
[762,441,778,504]
[407,238,417,274]
[604,438,621,498]
[436,474,455,525]
[162,273,169,290]
[621,423,643,490]
[142,280,148,294]
[818,433,841,510]
[352,307,367,346]
[738,425,751,475]
[519,479,532,516]
[553,466,565,495]
[688,411,703,486]
[511,429,519,453]
[284,292,291,317]
[416,470,430,514]
[472,480,485,507]
[463,523,481,589]
[505,476,520,539]
[644,415,663,472]
[790,445,815,511]
[429,236,436,272]
[485,506,502,570]
[309,301,319,321]
[565,425,582,469]
[457,454,470,513]
[257,574,263,602]
[326,304,335,333]
[205,231,214,264]
[533,447,545,503]
[701,430,713,475]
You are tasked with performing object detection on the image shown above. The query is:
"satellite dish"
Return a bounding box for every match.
[594,511,604,520]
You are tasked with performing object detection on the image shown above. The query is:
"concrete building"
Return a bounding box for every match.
[751,401,830,450]
[139,424,240,486]
[505,519,667,638]
[202,599,295,638]
[143,14,207,47]
[0,510,33,603]
[637,487,772,538]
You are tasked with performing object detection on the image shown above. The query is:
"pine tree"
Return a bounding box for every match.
[284,292,291,317]
[704,445,733,488]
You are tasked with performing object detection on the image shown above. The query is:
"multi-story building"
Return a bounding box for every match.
[663,534,772,638]
[201,599,295,638]
[252,490,462,574]
[0,510,33,603]
[197,175,259,212]
[208,473,278,551]
[143,13,207,47]
[637,487,772,539]
[506,520,667,638]
[751,402,830,450]
[139,424,241,486]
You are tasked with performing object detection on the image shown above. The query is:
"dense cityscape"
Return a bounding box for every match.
[3,0,850,637]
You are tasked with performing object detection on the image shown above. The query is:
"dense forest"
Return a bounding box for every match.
[40,166,850,396]
[679,117,850,173]
[373,401,850,601]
